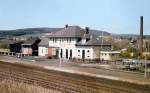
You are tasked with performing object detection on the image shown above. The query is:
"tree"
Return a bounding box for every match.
[0,43,9,49]
[120,47,141,59]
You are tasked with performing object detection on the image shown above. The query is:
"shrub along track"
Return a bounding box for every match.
[0,61,149,93]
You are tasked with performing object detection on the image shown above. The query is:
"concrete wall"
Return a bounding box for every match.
[93,47,100,59]
[49,38,77,59]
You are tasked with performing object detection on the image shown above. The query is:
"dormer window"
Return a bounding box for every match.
[86,38,90,42]
[82,39,86,44]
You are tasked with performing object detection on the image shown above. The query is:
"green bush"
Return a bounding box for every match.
[0,43,9,49]
[120,47,141,59]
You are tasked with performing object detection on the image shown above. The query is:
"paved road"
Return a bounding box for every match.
[0,55,150,85]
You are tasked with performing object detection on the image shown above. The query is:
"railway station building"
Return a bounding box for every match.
[39,25,112,60]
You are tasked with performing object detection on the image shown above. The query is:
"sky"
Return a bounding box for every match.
[0,0,150,34]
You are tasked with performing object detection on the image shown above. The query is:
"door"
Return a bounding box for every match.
[82,50,85,61]
[70,49,72,59]
[56,49,59,58]
[60,49,63,58]
[66,49,68,58]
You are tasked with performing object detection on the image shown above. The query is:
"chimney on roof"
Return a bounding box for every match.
[139,16,143,53]
[85,27,89,34]
[65,24,68,28]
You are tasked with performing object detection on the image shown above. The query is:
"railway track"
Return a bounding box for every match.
[0,61,149,93]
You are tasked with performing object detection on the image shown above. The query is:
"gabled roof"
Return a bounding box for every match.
[47,25,112,47]
[49,26,86,38]
[39,38,49,46]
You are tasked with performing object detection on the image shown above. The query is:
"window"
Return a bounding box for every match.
[53,38,54,43]
[112,54,115,56]
[70,38,71,43]
[87,56,90,57]
[78,50,80,52]
[87,50,90,52]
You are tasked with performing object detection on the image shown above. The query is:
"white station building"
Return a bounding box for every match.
[39,25,112,60]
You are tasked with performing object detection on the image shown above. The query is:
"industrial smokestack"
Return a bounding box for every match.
[140,16,143,53]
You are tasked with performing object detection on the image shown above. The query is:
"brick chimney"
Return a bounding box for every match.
[65,24,68,28]
[139,16,143,53]
[85,27,89,34]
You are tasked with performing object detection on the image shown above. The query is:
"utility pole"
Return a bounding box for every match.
[144,48,147,78]
[100,31,104,63]
[59,49,62,67]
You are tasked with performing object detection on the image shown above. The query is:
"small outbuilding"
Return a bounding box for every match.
[100,51,121,61]
[22,37,41,56]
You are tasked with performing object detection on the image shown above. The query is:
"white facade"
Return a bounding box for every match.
[76,46,93,59]
[48,37,102,60]
[38,46,48,56]
[49,38,77,59]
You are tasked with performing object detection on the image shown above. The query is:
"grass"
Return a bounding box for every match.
[0,79,63,93]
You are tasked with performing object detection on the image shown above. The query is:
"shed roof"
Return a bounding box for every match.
[76,36,111,46]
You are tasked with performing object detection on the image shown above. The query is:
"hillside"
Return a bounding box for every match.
[0,27,111,37]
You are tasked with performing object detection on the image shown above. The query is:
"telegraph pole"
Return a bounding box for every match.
[144,48,147,78]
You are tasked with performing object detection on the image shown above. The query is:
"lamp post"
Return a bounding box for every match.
[59,57,62,67]
[59,48,62,67]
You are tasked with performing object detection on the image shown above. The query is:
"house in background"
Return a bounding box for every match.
[9,40,24,53]
[45,25,112,61]
[22,37,41,56]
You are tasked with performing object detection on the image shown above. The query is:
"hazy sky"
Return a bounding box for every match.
[0,0,149,34]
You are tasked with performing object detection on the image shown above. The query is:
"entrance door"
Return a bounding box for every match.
[82,50,85,61]
[66,49,68,58]
[56,49,59,58]
[70,49,72,59]
[60,49,63,58]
